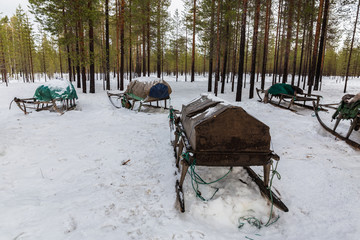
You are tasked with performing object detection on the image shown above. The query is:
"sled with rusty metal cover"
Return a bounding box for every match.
[313,94,360,149]
[257,83,322,112]
[170,95,288,213]
[107,77,172,111]
[9,79,78,115]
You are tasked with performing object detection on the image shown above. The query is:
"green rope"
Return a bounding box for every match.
[265,161,281,227]
[182,152,233,202]
[245,236,254,240]
[168,107,175,121]
[238,160,281,230]
[238,217,262,230]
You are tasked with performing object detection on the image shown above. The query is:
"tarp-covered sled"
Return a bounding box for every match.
[10,79,78,114]
[170,95,288,213]
[257,83,322,111]
[107,77,172,111]
[313,93,360,149]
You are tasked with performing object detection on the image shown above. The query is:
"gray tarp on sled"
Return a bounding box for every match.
[125,78,172,101]
[107,77,172,110]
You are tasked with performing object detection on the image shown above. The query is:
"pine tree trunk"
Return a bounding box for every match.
[79,21,87,93]
[236,0,248,102]
[147,1,151,77]
[191,0,196,82]
[63,7,72,82]
[116,0,120,89]
[308,0,324,94]
[42,40,47,82]
[221,20,230,94]
[26,18,34,82]
[142,7,146,77]
[344,0,360,93]
[0,33,7,86]
[261,0,271,90]
[120,0,125,90]
[203,46,206,76]
[185,27,188,81]
[129,0,132,82]
[249,0,261,99]
[291,0,301,86]
[315,0,330,90]
[89,0,95,93]
[297,16,307,87]
[156,1,161,78]
[283,0,294,83]
[272,0,283,84]
[208,0,215,92]
[105,0,110,90]
[58,42,63,79]
[278,18,286,83]
[303,0,314,88]
[231,1,241,92]
[214,0,221,96]
[136,39,141,76]
[176,41,178,81]
[75,26,81,88]
[244,24,249,87]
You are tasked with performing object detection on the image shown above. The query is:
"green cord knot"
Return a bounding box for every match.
[238,216,262,230]
[239,160,281,229]
[271,169,281,181]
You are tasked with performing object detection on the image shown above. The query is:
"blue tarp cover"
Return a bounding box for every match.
[149,83,169,99]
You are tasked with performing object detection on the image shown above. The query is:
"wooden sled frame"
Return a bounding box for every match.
[313,101,360,149]
[171,113,289,213]
[107,91,170,111]
[10,97,76,115]
[257,87,323,112]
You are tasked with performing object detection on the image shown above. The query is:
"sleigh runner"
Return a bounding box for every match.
[170,95,288,213]
[107,77,172,111]
[10,79,78,114]
[313,94,360,149]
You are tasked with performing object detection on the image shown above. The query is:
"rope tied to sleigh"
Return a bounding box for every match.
[238,160,281,230]
[181,152,233,202]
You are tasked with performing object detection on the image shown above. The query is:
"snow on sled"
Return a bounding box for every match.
[107,77,172,111]
[313,93,360,149]
[10,79,78,115]
[257,83,323,112]
[169,95,288,213]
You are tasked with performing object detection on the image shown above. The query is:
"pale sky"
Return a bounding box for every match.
[169,0,184,17]
[0,0,31,18]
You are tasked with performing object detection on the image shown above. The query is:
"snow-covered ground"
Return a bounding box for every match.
[1,74,359,240]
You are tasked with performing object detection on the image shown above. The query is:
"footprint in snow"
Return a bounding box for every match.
[64,216,77,234]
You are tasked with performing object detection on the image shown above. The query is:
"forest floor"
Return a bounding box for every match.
[0,75,359,240]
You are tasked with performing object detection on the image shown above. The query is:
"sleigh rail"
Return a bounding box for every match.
[169,96,288,213]
[10,97,76,115]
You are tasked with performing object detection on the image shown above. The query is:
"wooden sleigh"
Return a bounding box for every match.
[10,97,76,115]
[170,95,288,213]
[107,91,170,111]
[313,97,360,149]
[107,78,172,111]
[9,80,78,115]
[256,84,322,112]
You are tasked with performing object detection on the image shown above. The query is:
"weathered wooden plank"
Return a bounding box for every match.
[245,167,289,212]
